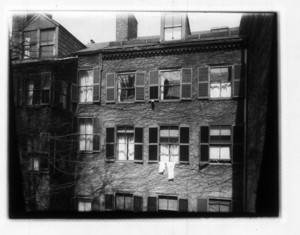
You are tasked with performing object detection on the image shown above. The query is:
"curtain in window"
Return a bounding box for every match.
[79,70,93,102]
[117,131,134,160]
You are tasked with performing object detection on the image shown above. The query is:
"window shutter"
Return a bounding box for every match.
[147,197,157,212]
[93,67,100,102]
[200,126,209,167]
[179,199,188,212]
[181,68,192,100]
[93,118,100,151]
[180,127,189,162]
[134,127,143,161]
[135,71,145,101]
[72,118,78,151]
[105,194,114,210]
[17,76,24,106]
[41,72,51,104]
[92,198,100,211]
[197,198,208,212]
[106,127,115,160]
[149,70,159,100]
[106,73,115,103]
[233,126,244,163]
[134,196,143,212]
[71,84,78,103]
[33,75,41,105]
[148,127,158,161]
[198,67,209,98]
[233,64,245,97]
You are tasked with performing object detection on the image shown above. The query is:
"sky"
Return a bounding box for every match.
[50,11,242,45]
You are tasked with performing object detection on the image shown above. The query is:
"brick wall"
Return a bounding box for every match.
[75,48,245,212]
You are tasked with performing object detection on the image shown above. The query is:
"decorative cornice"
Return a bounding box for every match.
[102,38,246,60]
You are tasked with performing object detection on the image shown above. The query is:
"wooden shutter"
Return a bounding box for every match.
[106,127,115,160]
[233,125,244,163]
[93,118,100,151]
[200,126,209,167]
[179,199,188,212]
[106,73,115,103]
[33,74,41,105]
[133,196,143,212]
[134,127,143,161]
[41,72,51,104]
[198,67,209,98]
[181,68,192,100]
[197,198,208,212]
[149,127,158,161]
[71,70,78,103]
[233,64,245,97]
[147,197,157,212]
[149,70,159,100]
[135,71,145,101]
[17,76,24,106]
[93,67,100,102]
[105,194,114,210]
[179,127,189,162]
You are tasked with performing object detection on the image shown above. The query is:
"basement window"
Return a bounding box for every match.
[116,193,133,211]
[78,199,92,212]
[208,199,231,212]
[158,196,178,211]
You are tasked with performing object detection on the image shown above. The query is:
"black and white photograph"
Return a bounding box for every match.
[3,0,298,233]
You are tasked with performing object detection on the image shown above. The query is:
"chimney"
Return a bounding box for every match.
[116,13,138,41]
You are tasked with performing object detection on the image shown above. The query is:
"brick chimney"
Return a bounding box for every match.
[116,13,138,41]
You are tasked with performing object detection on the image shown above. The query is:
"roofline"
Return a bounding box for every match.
[19,13,60,32]
[73,36,246,56]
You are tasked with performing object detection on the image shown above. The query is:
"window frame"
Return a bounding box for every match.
[208,198,232,213]
[78,117,100,152]
[163,13,183,41]
[209,65,233,100]
[22,28,57,59]
[208,125,232,164]
[159,126,180,163]
[148,125,189,164]
[159,69,181,101]
[115,193,134,211]
[77,198,92,212]
[158,195,178,212]
[116,72,136,103]
[78,68,94,104]
[106,126,143,162]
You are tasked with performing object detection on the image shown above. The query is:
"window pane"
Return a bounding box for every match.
[33,158,39,171]
[78,202,85,212]
[79,135,86,151]
[85,120,93,134]
[209,204,219,212]
[172,27,182,40]
[128,143,134,160]
[164,28,173,41]
[150,86,158,100]
[124,196,133,211]
[26,90,33,105]
[220,147,230,160]
[85,202,91,211]
[160,145,169,155]
[41,29,55,44]
[220,205,230,212]
[220,82,231,98]
[165,15,173,27]
[160,129,169,137]
[86,134,93,150]
[170,155,179,163]
[159,198,168,210]
[41,45,55,57]
[210,147,220,160]
[210,68,230,82]
[169,129,179,137]
[117,143,127,160]
[160,154,169,162]
[170,145,179,155]
[86,86,93,102]
[210,83,221,98]
[168,198,177,211]
[116,196,124,210]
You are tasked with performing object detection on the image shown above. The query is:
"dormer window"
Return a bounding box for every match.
[163,14,182,41]
[22,28,56,59]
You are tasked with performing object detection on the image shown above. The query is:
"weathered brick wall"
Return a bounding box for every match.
[76,49,244,212]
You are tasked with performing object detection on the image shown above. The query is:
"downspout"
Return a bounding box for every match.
[243,47,248,212]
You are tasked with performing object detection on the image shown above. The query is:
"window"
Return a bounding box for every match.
[78,199,91,212]
[28,157,39,171]
[200,126,244,166]
[148,126,189,162]
[23,31,37,59]
[105,126,143,161]
[22,29,55,59]
[163,14,182,41]
[78,118,100,151]
[26,133,49,152]
[158,196,177,211]
[198,65,245,99]
[209,126,231,162]
[149,68,192,101]
[25,73,51,105]
[209,199,231,213]
[117,73,135,102]
[60,81,67,109]
[116,193,133,211]
[160,70,180,100]
[210,67,232,98]
[78,68,100,103]
[106,71,145,103]
[40,29,55,57]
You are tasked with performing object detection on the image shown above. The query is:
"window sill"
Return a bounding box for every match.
[209,162,232,165]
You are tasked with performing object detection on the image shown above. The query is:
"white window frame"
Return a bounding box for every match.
[163,13,182,41]
[159,69,181,101]
[209,66,233,99]
[116,72,136,102]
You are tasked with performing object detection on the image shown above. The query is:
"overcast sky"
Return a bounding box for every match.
[50,12,242,45]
